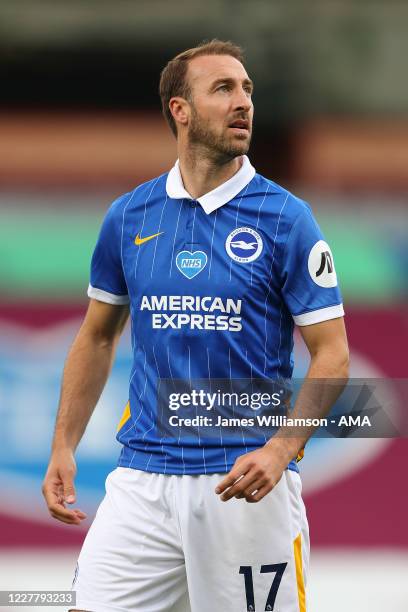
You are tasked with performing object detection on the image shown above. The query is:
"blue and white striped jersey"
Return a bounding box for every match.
[88,156,344,474]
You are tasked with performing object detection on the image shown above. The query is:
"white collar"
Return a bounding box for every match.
[165,155,256,214]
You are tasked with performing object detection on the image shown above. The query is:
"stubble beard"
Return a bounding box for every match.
[188,105,251,163]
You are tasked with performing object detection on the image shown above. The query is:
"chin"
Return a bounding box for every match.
[225,141,250,157]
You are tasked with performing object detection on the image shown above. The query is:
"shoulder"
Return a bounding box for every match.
[252,172,314,224]
[107,173,168,217]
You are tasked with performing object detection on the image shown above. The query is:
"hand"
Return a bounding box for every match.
[215,442,291,503]
[42,449,87,526]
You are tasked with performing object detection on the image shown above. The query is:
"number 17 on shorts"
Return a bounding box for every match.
[239,563,288,611]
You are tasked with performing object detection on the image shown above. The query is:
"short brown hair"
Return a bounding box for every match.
[159,39,244,137]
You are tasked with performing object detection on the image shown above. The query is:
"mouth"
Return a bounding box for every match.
[228,119,250,134]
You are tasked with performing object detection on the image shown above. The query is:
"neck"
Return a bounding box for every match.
[177,146,243,199]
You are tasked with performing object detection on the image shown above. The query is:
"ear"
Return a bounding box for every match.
[169,96,190,130]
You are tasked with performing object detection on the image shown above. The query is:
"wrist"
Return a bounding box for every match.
[264,436,302,464]
[53,423,80,448]
[51,437,76,455]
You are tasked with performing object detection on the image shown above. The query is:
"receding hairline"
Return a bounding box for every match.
[183,53,251,94]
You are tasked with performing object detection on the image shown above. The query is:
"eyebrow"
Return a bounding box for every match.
[211,77,254,91]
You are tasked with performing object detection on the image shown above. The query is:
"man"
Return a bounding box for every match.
[43,39,349,612]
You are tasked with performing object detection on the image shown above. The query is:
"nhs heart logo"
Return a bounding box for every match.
[176,250,207,279]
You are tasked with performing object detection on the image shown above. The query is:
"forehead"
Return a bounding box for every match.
[187,54,250,89]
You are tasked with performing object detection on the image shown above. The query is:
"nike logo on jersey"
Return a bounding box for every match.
[134,231,163,246]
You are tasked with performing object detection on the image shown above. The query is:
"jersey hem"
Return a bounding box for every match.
[293,303,344,326]
[118,457,299,475]
[87,284,130,305]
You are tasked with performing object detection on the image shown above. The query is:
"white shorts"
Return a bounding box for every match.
[72,467,309,612]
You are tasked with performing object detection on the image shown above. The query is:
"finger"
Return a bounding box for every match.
[215,473,240,495]
[49,505,87,524]
[61,475,76,504]
[217,473,246,500]
[50,510,82,526]
[246,482,274,503]
[48,500,79,519]
[50,508,81,524]
[43,476,69,508]
[42,482,63,508]
[246,472,283,503]
[48,502,84,524]
[220,472,258,502]
[236,478,266,499]
[215,466,249,494]
[73,509,88,519]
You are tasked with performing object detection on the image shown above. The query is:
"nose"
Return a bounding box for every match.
[233,86,252,113]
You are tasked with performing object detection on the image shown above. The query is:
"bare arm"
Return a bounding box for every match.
[264,317,350,463]
[216,317,349,502]
[42,299,129,524]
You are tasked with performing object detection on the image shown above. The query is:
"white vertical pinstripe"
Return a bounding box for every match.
[119,305,136,464]
[187,343,202,451]
[181,445,185,476]
[141,346,148,399]
[180,345,192,474]
[202,443,207,473]
[169,199,185,277]
[142,378,158,470]
[229,182,252,282]
[250,184,271,286]
[206,347,212,392]
[167,345,175,383]
[120,343,143,441]
[263,192,289,375]
[120,186,142,267]
[191,203,197,245]
[152,344,160,377]
[149,344,166,473]
[152,344,168,474]
[245,348,253,384]
[127,345,148,468]
[117,351,149,466]
[229,347,248,454]
[152,344,165,441]
[127,356,138,388]
[202,347,212,474]
[130,304,136,352]
[255,185,270,229]
[207,347,225,471]
[150,193,168,277]
[188,344,191,387]
[178,419,185,475]
[243,348,265,442]
[207,209,218,279]
[134,177,160,278]
[167,344,185,474]
[277,302,284,376]
[234,183,250,228]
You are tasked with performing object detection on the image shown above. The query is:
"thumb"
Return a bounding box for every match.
[62,474,76,504]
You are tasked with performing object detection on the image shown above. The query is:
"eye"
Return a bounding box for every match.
[216,84,230,92]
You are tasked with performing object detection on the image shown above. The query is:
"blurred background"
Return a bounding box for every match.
[0,1,407,610]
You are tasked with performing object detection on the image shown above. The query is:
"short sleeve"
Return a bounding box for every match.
[281,204,344,326]
[87,195,130,305]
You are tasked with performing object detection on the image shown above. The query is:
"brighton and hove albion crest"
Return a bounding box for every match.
[225,227,263,263]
